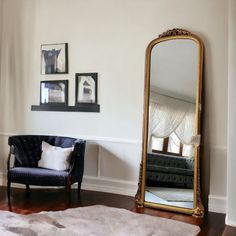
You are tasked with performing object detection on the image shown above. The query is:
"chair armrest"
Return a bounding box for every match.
[68,154,76,175]
[7,146,15,171]
[68,140,86,181]
[68,142,81,175]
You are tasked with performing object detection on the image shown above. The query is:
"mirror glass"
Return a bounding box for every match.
[144,39,198,209]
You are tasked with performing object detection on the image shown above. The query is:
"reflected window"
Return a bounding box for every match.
[152,137,164,151]
[182,144,194,157]
[167,133,180,154]
[152,132,193,157]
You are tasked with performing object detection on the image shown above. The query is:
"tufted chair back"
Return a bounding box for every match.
[8,135,77,167]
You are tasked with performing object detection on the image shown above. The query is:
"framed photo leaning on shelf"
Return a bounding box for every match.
[40,80,68,105]
[75,73,98,105]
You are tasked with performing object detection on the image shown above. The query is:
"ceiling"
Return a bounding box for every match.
[150,39,198,103]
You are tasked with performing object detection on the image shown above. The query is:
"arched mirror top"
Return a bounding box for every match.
[151,39,198,103]
[147,28,203,48]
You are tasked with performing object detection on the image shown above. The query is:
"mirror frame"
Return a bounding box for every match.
[135,28,204,218]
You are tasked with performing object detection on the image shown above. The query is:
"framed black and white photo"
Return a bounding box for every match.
[40,80,68,105]
[41,43,68,74]
[75,73,98,105]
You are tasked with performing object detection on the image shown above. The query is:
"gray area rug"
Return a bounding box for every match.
[0,205,200,236]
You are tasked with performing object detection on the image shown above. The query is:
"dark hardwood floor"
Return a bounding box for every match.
[0,186,235,236]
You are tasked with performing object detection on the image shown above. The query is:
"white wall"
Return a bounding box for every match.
[0,0,3,91]
[0,0,2,62]
[226,0,236,227]
[0,0,228,212]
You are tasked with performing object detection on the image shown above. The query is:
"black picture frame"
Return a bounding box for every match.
[40,80,68,105]
[75,73,98,105]
[41,43,68,74]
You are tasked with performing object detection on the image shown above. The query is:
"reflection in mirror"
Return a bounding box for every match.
[144,39,198,209]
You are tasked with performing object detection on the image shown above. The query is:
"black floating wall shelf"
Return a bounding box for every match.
[31,104,100,113]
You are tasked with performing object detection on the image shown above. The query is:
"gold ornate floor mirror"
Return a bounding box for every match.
[135,29,204,217]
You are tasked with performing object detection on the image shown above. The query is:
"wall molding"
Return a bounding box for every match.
[225,216,236,227]
[81,175,137,196]
[208,194,226,214]
[0,172,137,197]
[0,132,142,145]
[0,132,228,212]
[0,172,5,187]
[0,171,229,212]
[0,132,140,197]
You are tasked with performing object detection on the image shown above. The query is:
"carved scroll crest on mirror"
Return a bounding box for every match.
[135,29,204,217]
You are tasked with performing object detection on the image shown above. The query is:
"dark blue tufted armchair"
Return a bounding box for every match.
[7,135,86,205]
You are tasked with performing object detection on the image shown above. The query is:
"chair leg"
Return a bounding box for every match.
[26,184,30,196]
[78,181,81,198]
[7,180,11,206]
[66,184,71,193]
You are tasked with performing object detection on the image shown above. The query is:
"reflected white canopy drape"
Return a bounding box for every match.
[149,92,196,151]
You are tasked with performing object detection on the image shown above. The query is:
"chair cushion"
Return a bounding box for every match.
[8,167,69,186]
[38,141,73,171]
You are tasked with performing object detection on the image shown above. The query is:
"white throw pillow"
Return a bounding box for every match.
[38,141,73,171]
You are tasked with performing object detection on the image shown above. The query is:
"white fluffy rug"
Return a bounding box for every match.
[0,205,200,236]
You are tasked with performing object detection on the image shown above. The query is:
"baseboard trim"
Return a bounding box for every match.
[82,175,137,196]
[0,172,137,197]
[1,171,228,208]
[1,172,229,212]
[0,172,4,186]
[81,182,136,196]
[1,170,228,211]
[225,216,236,227]
[208,194,226,213]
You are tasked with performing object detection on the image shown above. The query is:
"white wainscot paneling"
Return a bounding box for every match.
[82,139,141,196]
[0,133,229,207]
[0,133,11,186]
[0,133,142,196]
[208,145,227,213]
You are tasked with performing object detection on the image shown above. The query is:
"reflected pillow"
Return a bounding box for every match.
[38,141,73,171]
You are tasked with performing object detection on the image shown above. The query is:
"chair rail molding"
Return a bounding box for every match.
[0,132,142,145]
